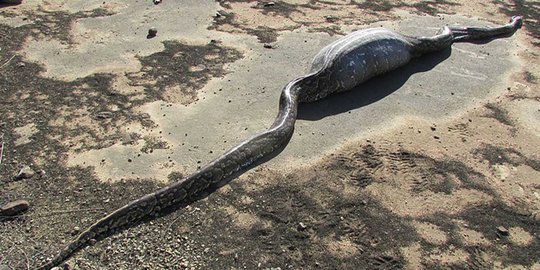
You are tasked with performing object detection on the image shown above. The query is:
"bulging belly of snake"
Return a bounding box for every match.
[300,28,415,102]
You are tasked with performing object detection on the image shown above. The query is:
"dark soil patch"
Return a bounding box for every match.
[1,7,113,45]
[126,40,243,104]
[201,168,415,270]
[0,7,242,269]
[494,0,540,47]
[210,0,463,43]
[484,103,515,127]
[523,71,538,83]
[209,9,283,43]
[473,144,540,171]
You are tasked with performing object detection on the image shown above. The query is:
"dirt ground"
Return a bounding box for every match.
[0,0,539,269]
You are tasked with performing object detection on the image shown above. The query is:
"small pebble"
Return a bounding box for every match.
[0,200,29,217]
[153,0,162,4]
[263,43,273,49]
[263,1,275,7]
[15,165,35,180]
[497,226,509,236]
[72,226,81,235]
[147,27,158,38]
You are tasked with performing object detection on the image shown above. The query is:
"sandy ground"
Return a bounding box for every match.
[0,0,539,269]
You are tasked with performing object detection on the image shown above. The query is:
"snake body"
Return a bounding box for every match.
[38,17,522,270]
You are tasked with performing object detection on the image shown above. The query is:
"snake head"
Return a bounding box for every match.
[511,16,523,29]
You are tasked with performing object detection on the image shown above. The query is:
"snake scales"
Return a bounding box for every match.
[38,16,522,269]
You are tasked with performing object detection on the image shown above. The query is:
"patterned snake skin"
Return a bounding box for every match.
[38,16,522,270]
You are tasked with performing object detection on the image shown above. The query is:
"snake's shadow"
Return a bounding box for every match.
[298,47,452,120]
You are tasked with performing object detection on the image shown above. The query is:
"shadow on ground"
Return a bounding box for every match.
[298,48,452,120]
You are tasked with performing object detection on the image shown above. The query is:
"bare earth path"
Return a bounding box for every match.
[0,1,538,269]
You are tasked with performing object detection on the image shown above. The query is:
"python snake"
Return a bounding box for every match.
[38,16,522,269]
